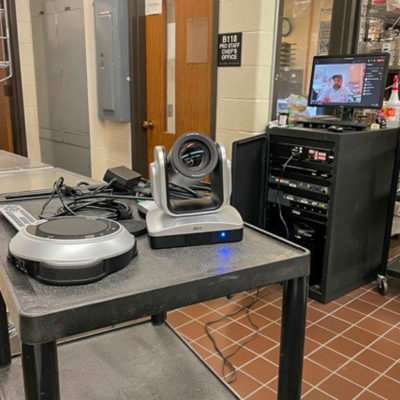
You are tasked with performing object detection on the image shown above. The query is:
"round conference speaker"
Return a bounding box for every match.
[8,216,137,286]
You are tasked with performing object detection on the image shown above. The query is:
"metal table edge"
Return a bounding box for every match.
[1,224,310,344]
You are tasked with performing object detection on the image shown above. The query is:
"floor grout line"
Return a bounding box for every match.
[303,386,339,400]
[354,389,388,400]
[173,290,283,331]
[171,283,400,400]
[298,285,393,397]
[302,286,378,356]
[243,383,274,400]
[303,289,400,398]
[194,320,281,350]
[352,338,400,399]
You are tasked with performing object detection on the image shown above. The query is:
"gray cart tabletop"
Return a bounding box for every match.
[0,199,309,344]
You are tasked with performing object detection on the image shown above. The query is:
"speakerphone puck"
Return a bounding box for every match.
[9,216,137,286]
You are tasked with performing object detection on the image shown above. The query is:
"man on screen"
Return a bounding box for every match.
[317,74,351,103]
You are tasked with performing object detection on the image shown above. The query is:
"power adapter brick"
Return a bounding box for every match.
[103,166,142,191]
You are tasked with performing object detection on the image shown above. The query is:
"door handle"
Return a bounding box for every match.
[142,120,154,130]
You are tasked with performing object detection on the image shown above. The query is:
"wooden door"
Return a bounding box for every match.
[0,32,13,152]
[145,0,214,164]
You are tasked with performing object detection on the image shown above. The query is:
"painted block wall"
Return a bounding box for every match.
[216,0,278,158]
[15,0,41,162]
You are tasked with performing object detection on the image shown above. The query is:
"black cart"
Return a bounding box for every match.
[0,198,310,400]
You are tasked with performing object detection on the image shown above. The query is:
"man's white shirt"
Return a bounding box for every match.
[318,85,351,103]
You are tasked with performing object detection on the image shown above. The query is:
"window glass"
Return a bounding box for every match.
[275,0,333,117]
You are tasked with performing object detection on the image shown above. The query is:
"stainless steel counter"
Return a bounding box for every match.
[0,150,51,173]
[0,167,99,195]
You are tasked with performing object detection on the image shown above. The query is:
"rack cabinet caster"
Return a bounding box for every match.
[377,274,388,295]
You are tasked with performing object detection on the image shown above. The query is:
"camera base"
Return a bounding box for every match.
[147,205,243,249]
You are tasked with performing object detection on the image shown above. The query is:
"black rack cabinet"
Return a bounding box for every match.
[232,127,399,302]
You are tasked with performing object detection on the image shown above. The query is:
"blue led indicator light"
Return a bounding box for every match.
[220,231,227,238]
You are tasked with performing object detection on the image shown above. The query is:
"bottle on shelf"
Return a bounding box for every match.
[378,107,387,129]
[386,75,400,128]
[370,118,381,130]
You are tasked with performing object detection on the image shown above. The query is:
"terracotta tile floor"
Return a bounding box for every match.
[168,279,400,400]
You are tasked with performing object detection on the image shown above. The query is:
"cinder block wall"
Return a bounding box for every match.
[216,0,277,158]
[15,0,41,161]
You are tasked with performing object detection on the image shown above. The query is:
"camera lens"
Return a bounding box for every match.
[179,142,210,169]
[168,132,219,185]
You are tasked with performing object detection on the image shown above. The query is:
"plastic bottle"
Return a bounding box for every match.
[386,75,400,128]
[378,108,387,129]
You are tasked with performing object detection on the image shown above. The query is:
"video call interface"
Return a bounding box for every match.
[309,56,388,108]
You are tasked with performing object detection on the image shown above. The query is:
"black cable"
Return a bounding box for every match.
[91,178,116,195]
[39,177,64,219]
[39,175,211,219]
[69,194,153,201]
[204,288,263,383]
[55,179,76,216]
[54,197,132,220]
[76,181,90,187]
[276,154,294,240]
[193,181,211,188]
[169,183,203,198]
[131,177,210,199]
[38,178,149,220]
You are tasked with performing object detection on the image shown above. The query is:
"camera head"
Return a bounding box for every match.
[150,132,231,217]
[167,133,219,186]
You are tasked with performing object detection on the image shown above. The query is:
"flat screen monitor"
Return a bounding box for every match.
[308,54,389,109]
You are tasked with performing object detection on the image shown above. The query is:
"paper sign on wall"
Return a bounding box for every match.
[218,32,242,67]
[145,0,162,16]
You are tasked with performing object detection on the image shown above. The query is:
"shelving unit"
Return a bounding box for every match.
[358,1,400,98]
[361,1,400,40]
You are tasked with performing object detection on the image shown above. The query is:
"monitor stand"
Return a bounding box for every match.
[335,106,355,122]
[296,106,368,130]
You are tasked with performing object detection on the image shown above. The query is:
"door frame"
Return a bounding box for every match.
[270,0,284,120]
[129,0,219,177]
[5,0,27,156]
[328,0,363,55]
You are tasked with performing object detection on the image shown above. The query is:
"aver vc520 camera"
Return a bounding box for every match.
[146,132,243,249]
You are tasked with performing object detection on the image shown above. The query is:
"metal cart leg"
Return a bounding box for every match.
[151,312,167,325]
[277,276,308,400]
[0,293,11,367]
[22,341,60,400]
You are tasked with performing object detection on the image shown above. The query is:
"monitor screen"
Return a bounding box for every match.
[308,54,389,109]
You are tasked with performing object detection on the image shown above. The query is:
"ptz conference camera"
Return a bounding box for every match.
[146,132,243,249]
